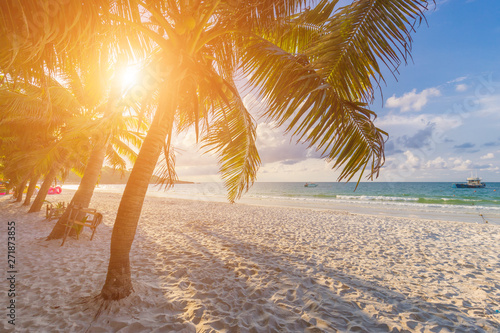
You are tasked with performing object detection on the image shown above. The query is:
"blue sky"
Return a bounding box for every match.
[174,0,500,183]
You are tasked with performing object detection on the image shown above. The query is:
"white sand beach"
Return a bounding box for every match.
[1,190,500,332]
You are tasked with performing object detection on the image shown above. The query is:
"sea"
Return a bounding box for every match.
[62,182,500,225]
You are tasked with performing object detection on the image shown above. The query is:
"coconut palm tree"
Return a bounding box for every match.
[0,63,144,222]
[0,0,128,81]
[1,0,431,301]
[97,0,431,300]
[0,72,96,212]
[23,173,40,206]
[45,57,147,240]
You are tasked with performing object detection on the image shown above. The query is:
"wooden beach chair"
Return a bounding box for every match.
[61,205,103,246]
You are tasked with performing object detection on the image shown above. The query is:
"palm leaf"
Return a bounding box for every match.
[201,80,260,203]
[309,0,430,102]
[241,36,386,181]
[154,140,178,190]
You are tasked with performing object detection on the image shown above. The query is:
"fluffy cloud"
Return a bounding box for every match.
[455,84,468,92]
[243,93,262,113]
[386,88,441,112]
[475,95,500,119]
[449,157,473,171]
[256,122,286,149]
[403,151,421,168]
[425,157,448,169]
[255,122,322,164]
[448,157,499,172]
[376,114,462,134]
[480,153,494,160]
[257,158,337,182]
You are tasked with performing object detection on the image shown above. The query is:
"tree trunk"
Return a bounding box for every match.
[46,139,109,240]
[14,178,28,203]
[23,174,40,206]
[28,168,58,213]
[100,110,170,300]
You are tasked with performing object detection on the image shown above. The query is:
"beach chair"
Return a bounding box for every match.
[61,205,103,246]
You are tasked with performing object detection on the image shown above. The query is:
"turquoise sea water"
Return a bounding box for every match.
[246,182,500,209]
[63,182,500,224]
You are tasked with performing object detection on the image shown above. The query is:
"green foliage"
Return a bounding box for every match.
[71,216,87,236]
[1,0,431,200]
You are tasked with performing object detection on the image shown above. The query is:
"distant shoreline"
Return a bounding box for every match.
[59,183,500,225]
[62,179,195,185]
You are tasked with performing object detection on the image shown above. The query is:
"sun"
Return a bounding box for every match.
[120,65,140,91]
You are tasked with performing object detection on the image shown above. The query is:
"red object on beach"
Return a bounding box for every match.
[0,180,7,195]
[48,186,62,195]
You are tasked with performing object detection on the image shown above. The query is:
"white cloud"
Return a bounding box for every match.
[403,151,420,168]
[480,153,494,160]
[257,158,338,182]
[243,93,262,112]
[455,84,468,92]
[256,122,286,148]
[475,95,500,119]
[447,76,467,84]
[425,157,448,169]
[386,88,441,112]
[375,114,463,139]
[449,157,473,171]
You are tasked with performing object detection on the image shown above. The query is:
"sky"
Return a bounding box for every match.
[173,0,500,183]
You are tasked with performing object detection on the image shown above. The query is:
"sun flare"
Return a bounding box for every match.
[120,65,140,91]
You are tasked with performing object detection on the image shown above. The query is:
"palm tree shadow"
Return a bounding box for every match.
[138,219,499,332]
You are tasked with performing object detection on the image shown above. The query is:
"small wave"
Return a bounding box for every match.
[336,195,419,202]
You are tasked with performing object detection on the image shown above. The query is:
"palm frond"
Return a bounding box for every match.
[154,141,178,190]
[110,136,139,164]
[105,144,128,172]
[241,36,386,181]
[47,86,81,114]
[201,80,260,203]
[228,0,310,33]
[309,0,430,102]
[263,0,338,53]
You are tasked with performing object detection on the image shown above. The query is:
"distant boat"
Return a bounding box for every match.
[454,175,486,188]
[304,182,318,187]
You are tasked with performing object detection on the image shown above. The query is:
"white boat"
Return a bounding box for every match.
[454,173,486,188]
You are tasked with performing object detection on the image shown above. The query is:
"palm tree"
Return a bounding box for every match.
[0,62,143,224]
[23,173,40,206]
[0,0,118,81]
[1,0,431,301]
[45,58,147,240]
[1,0,146,225]
[0,71,112,213]
[0,75,75,208]
[98,0,430,300]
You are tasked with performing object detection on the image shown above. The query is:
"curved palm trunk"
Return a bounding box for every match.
[100,112,170,300]
[46,75,120,239]
[23,174,40,206]
[46,139,109,240]
[14,178,28,202]
[28,168,58,213]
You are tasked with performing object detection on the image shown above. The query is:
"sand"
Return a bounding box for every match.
[1,190,499,332]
